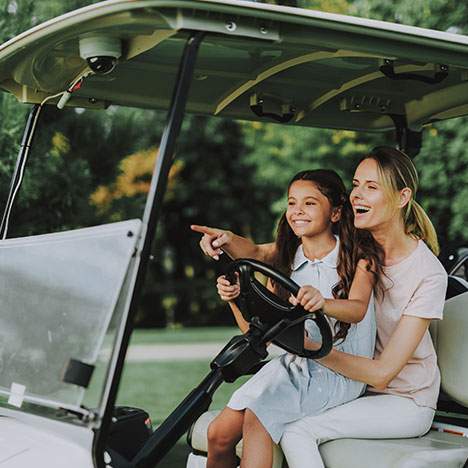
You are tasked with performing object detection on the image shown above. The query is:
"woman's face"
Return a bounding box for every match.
[286,180,338,238]
[350,158,398,231]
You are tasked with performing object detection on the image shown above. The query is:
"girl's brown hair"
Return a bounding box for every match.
[365,146,439,255]
[272,169,384,343]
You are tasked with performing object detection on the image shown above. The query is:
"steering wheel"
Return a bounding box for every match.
[225,258,333,359]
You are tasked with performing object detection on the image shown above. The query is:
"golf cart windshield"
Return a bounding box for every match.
[0,220,140,414]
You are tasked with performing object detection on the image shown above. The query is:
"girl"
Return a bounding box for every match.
[194,169,380,468]
[192,147,448,468]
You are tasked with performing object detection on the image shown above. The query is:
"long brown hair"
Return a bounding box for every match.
[272,169,384,342]
[365,146,439,255]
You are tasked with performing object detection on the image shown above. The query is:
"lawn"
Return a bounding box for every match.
[129,326,239,345]
[115,327,248,466]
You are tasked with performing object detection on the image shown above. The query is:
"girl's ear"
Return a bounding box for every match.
[399,187,412,208]
[331,206,342,223]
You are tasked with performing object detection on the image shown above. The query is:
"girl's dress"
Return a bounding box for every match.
[227,239,376,443]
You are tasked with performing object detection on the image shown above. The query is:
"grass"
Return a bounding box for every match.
[129,326,239,345]
[114,327,248,466]
[117,360,249,425]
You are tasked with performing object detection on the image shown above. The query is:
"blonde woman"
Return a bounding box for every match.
[192,146,447,468]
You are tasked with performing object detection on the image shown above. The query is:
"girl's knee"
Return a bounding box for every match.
[207,417,239,452]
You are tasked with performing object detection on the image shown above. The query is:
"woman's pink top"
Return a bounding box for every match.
[368,240,447,408]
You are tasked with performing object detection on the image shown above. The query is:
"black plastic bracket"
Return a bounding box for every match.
[62,358,95,388]
[250,94,296,123]
[380,60,448,85]
[389,114,422,157]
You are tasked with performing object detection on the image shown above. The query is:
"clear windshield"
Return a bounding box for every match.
[0,220,141,414]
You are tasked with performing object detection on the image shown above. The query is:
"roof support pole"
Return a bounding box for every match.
[93,30,204,468]
[0,103,42,239]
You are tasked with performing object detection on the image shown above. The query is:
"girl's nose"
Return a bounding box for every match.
[294,205,305,214]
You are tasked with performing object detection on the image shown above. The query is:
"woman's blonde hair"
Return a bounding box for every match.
[364,146,440,255]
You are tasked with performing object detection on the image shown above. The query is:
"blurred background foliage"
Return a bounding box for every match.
[0,0,467,327]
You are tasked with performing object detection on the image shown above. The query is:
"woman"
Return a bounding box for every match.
[191,146,447,468]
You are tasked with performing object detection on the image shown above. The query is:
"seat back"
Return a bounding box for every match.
[433,291,468,406]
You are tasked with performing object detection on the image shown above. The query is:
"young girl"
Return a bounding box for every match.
[194,169,381,468]
[193,147,448,468]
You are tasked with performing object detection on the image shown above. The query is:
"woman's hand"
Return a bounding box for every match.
[290,285,325,312]
[191,225,233,260]
[217,274,240,302]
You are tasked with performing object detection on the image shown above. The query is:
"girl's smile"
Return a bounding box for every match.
[286,180,338,238]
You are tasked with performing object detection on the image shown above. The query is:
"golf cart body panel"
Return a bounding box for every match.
[0,1,467,467]
[0,407,94,468]
[2,0,468,132]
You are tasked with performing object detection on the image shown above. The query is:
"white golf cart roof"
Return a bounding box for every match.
[1,0,468,132]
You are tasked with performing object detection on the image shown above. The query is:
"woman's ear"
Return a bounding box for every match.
[331,206,342,223]
[399,187,412,208]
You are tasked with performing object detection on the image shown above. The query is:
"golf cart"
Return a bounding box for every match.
[0,1,468,467]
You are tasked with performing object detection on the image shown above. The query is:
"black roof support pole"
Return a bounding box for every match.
[93,30,204,468]
[0,103,42,239]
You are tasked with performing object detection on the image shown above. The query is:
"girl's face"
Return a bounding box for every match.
[350,158,399,231]
[286,180,339,238]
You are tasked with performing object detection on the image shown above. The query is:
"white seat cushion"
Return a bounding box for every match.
[320,430,468,468]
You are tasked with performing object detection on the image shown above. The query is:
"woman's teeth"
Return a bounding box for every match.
[355,205,371,214]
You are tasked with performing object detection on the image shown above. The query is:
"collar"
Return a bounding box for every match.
[291,237,339,271]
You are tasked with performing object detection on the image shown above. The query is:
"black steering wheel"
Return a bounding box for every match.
[225,258,333,359]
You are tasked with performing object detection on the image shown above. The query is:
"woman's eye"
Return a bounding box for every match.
[368,185,377,190]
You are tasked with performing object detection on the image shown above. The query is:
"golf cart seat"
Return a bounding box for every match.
[188,287,468,468]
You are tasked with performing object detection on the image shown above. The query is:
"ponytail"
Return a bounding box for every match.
[405,200,440,255]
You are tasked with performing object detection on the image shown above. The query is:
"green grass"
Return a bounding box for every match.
[116,360,249,467]
[117,360,249,425]
[129,326,239,345]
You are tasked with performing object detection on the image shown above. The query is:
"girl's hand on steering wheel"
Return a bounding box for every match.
[217,274,240,302]
[290,285,325,312]
[191,225,233,260]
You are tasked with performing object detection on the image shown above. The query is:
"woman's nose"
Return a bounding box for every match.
[350,187,362,201]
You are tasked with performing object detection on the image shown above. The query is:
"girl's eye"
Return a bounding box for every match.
[368,185,377,190]
[305,202,316,205]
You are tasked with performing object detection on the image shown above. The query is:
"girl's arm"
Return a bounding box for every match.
[216,275,250,333]
[293,259,374,323]
[313,315,430,389]
[191,225,276,263]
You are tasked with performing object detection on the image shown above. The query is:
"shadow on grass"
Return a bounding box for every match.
[159,441,192,467]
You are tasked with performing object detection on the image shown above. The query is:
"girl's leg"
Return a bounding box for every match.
[207,407,245,468]
[240,409,273,468]
[281,394,435,468]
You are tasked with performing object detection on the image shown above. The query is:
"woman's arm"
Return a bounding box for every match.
[313,315,430,389]
[191,224,276,263]
[293,259,374,323]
